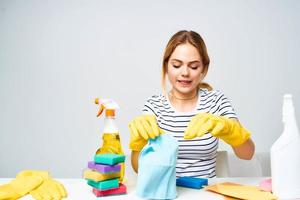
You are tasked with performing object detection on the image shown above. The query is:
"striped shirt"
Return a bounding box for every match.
[142,89,237,178]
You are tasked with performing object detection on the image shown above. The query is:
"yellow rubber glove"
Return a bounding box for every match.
[17,170,67,200]
[16,170,50,180]
[184,113,251,147]
[128,115,164,151]
[30,179,67,200]
[0,171,44,200]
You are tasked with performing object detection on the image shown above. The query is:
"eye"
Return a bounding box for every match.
[190,65,199,70]
[172,64,181,68]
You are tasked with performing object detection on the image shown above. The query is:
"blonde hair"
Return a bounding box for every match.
[161,30,212,95]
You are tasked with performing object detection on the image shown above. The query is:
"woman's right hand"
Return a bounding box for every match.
[128,115,163,151]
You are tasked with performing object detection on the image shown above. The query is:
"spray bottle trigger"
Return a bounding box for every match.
[95,98,105,117]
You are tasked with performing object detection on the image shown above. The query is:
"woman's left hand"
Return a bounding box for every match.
[184,113,251,147]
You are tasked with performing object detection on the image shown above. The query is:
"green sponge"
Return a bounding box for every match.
[94,154,125,165]
[87,178,119,190]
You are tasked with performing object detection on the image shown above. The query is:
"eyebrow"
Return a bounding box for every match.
[170,59,201,64]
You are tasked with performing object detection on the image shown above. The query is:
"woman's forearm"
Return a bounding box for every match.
[131,151,140,173]
[232,138,255,160]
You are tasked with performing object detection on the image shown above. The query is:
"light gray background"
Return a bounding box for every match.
[1,0,300,178]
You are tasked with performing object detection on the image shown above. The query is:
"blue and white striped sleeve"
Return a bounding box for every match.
[142,96,159,117]
[211,91,238,119]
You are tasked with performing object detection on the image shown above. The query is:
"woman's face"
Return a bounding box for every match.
[167,43,206,96]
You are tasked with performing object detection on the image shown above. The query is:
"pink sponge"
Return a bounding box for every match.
[259,178,272,192]
[93,183,127,197]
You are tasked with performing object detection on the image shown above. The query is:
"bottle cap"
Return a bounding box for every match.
[94,98,119,117]
[106,109,115,117]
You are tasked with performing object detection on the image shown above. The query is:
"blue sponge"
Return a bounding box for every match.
[176,177,208,189]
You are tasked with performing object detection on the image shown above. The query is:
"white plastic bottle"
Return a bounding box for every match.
[271,94,300,199]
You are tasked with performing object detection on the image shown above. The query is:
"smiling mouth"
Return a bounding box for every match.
[178,80,192,84]
[177,80,193,87]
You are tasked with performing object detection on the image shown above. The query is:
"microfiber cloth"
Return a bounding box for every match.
[137,133,178,199]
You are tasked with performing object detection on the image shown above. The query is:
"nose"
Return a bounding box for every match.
[181,65,189,76]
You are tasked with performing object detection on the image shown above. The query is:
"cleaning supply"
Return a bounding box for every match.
[88,161,121,173]
[0,170,67,200]
[94,98,125,182]
[30,178,68,200]
[176,177,208,189]
[205,182,277,200]
[271,94,300,199]
[184,113,251,146]
[83,170,120,182]
[128,115,164,151]
[137,133,178,199]
[93,183,127,197]
[87,178,119,190]
[259,178,272,192]
[84,153,127,197]
[94,153,125,165]
[17,170,67,200]
[0,173,43,200]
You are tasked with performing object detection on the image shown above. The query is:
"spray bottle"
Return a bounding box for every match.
[270,94,300,199]
[94,98,125,182]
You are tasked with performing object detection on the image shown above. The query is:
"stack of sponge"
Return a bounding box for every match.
[83,153,127,197]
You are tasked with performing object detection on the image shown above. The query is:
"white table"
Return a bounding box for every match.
[0,177,267,199]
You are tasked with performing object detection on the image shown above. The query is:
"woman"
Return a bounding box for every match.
[129,30,255,178]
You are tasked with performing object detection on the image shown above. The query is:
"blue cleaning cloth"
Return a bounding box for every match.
[176,177,208,189]
[137,133,178,199]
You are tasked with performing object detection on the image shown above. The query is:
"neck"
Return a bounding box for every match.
[168,90,199,112]
[169,90,198,101]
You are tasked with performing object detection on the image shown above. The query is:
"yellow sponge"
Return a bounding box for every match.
[83,170,120,182]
